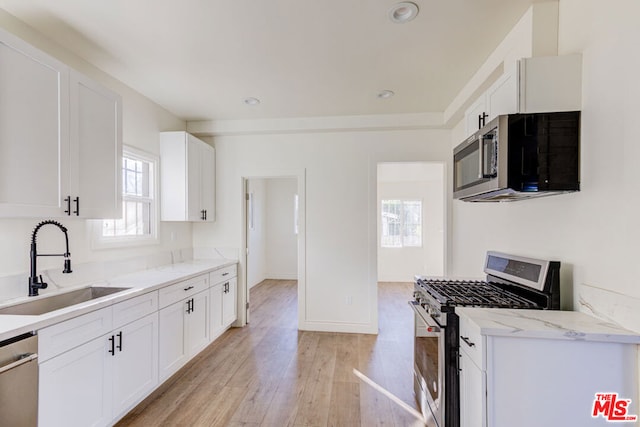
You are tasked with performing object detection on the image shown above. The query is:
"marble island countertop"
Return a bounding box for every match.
[456,307,640,344]
[0,258,237,342]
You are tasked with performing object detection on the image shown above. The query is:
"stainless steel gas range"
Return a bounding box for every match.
[409,251,561,427]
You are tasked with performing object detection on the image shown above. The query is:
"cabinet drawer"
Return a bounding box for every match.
[113,291,158,329]
[39,307,113,362]
[458,311,485,369]
[210,264,237,285]
[159,274,209,309]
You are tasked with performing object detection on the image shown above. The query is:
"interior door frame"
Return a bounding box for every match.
[240,169,306,327]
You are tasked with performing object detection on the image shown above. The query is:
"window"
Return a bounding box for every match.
[93,147,158,248]
[381,199,422,248]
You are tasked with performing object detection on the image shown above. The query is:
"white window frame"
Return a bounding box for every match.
[91,146,159,249]
[381,199,423,248]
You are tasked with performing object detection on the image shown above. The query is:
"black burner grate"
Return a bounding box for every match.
[418,279,539,308]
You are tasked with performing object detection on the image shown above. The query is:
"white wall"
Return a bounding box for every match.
[247,179,267,289]
[265,178,298,280]
[192,129,451,333]
[0,11,191,297]
[377,162,445,282]
[449,0,640,333]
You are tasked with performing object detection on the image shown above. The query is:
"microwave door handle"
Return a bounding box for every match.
[478,135,484,179]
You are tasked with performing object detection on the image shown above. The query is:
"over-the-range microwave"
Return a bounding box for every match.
[453,111,580,202]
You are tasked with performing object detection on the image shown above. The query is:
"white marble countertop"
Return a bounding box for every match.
[456,307,640,344]
[0,259,237,342]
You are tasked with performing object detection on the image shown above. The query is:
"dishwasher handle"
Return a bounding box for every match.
[0,353,38,375]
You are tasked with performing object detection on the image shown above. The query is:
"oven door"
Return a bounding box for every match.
[453,126,499,199]
[410,302,444,427]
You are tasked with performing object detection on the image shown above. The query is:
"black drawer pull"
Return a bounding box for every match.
[108,335,115,355]
[184,286,194,291]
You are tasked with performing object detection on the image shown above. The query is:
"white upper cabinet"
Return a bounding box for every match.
[464,54,582,137]
[160,131,215,222]
[70,70,122,219]
[0,28,70,217]
[0,28,121,219]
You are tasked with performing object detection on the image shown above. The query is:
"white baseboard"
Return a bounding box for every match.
[298,320,378,335]
[266,272,298,280]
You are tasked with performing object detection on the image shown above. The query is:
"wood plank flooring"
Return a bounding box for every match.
[117,280,423,427]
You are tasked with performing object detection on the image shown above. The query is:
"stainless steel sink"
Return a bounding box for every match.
[0,286,131,316]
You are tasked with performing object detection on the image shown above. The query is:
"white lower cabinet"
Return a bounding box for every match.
[158,289,209,381]
[112,312,159,419]
[38,292,158,427]
[37,263,238,426]
[457,308,640,427]
[458,346,485,427]
[210,265,237,340]
[222,277,237,327]
[210,281,224,339]
[39,334,113,427]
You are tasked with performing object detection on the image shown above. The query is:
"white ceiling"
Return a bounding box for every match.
[0,0,538,122]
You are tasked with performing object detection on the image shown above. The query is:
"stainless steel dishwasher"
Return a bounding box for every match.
[0,332,38,426]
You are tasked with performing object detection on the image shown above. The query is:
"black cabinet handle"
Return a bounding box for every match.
[64,196,71,215]
[108,335,115,355]
[200,209,206,220]
[190,298,195,312]
[184,286,194,291]
[478,112,488,129]
[186,299,191,314]
[73,197,80,216]
[222,272,229,277]
[204,210,207,220]
[116,331,123,352]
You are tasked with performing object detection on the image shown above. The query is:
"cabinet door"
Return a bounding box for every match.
[186,135,203,221]
[185,290,209,356]
[112,312,159,420]
[486,68,518,122]
[459,349,486,427]
[200,142,215,222]
[69,70,122,219]
[464,95,487,137]
[222,277,237,327]
[158,301,187,381]
[210,282,224,340]
[0,28,70,217]
[39,335,113,427]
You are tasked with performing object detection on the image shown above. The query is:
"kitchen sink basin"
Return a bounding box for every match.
[0,286,132,316]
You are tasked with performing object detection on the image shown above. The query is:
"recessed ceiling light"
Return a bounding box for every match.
[388,2,419,23]
[377,90,395,99]
[243,97,260,106]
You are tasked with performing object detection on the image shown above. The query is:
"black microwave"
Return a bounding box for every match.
[453,111,580,202]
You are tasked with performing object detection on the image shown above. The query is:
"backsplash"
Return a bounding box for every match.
[0,247,237,304]
[577,283,640,334]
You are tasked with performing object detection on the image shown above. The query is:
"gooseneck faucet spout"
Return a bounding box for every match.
[29,220,73,297]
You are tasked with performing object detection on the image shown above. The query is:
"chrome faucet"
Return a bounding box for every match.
[29,220,72,297]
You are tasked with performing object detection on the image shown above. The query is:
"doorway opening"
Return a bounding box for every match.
[242,172,305,327]
[376,162,445,283]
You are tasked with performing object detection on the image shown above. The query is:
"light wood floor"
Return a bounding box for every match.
[117,280,422,427]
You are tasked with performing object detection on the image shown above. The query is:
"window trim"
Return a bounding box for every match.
[91,146,159,250]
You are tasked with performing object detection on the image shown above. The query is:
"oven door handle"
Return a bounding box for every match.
[408,301,443,331]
